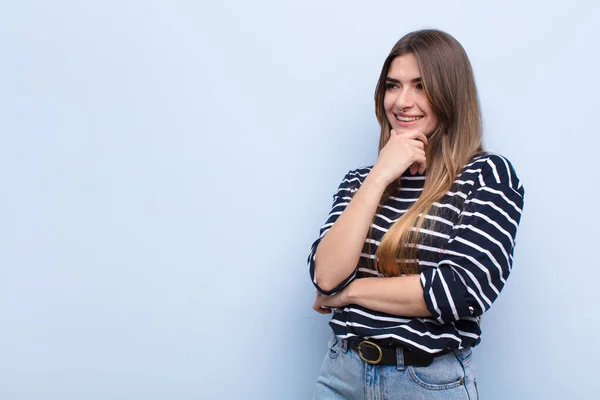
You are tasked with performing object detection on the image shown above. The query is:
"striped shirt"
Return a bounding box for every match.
[308,153,525,353]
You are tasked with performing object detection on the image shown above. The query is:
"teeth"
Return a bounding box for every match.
[396,115,424,122]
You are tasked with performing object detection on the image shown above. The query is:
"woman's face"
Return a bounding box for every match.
[383,54,439,136]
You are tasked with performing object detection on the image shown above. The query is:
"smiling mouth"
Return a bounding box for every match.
[396,114,424,122]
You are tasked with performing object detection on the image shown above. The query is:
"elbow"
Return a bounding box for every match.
[435,300,485,324]
[313,258,356,295]
[312,252,339,294]
[314,268,341,294]
[311,248,357,295]
[420,269,489,323]
[421,290,473,324]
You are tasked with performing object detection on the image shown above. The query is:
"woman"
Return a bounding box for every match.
[308,29,524,399]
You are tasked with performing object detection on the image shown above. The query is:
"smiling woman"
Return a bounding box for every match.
[308,29,525,399]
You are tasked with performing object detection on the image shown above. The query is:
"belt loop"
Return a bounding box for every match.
[395,347,405,371]
[341,338,348,353]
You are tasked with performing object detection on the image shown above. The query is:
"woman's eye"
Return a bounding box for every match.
[415,83,424,90]
[385,83,398,90]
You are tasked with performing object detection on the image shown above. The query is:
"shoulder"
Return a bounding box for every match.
[460,152,524,196]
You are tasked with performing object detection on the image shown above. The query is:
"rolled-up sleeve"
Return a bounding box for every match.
[421,158,525,324]
[308,170,362,295]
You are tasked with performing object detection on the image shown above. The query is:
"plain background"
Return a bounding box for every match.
[1,1,599,399]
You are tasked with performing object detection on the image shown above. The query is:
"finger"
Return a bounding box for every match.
[409,148,425,161]
[414,153,426,164]
[413,154,427,174]
[414,148,426,157]
[313,302,332,314]
[405,130,428,146]
[409,139,425,150]
[410,162,418,175]
[418,159,427,174]
[415,131,428,145]
[312,301,322,312]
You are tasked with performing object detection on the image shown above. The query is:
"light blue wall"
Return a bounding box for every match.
[1,1,598,399]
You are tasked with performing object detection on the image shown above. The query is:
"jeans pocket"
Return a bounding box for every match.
[407,353,465,390]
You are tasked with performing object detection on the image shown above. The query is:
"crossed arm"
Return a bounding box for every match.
[311,168,432,317]
[312,275,432,317]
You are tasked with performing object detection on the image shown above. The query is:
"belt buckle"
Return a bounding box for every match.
[357,340,383,365]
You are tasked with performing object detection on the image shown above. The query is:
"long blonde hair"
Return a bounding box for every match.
[373,29,485,277]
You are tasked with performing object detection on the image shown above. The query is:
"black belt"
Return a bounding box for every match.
[347,337,452,367]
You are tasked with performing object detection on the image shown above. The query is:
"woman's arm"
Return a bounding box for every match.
[420,155,525,323]
[313,174,387,293]
[314,276,432,317]
[313,129,428,293]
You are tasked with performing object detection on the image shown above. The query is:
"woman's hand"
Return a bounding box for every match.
[312,290,350,314]
[370,129,428,187]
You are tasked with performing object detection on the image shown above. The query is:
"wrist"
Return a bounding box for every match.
[364,169,391,192]
[344,279,361,305]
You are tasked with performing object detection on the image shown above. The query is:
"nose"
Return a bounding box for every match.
[394,87,414,111]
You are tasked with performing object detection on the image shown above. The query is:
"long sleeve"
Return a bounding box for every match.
[307,169,365,295]
[420,155,525,324]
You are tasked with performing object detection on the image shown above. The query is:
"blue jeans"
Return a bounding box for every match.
[314,334,479,399]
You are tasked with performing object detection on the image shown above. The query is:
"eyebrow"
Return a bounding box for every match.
[386,77,422,84]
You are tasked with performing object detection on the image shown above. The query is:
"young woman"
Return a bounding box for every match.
[308,29,525,399]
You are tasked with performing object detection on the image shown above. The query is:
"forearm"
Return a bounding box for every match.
[345,276,432,317]
[314,173,387,292]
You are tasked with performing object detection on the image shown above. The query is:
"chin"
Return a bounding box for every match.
[394,123,426,132]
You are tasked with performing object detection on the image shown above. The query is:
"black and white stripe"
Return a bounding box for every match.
[308,153,525,353]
